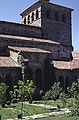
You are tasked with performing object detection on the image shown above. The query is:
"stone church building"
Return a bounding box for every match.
[0,0,79,92]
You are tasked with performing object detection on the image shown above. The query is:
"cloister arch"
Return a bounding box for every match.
[65,76,71,91]
[35,69,42,89]
[58,75,64,89]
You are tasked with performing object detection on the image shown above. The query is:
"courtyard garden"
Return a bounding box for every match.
[0,80,79,120]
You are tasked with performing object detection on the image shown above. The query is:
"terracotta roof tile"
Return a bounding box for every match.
[53,60,71,69]
[0,57,20,67]
[70,51,79,69]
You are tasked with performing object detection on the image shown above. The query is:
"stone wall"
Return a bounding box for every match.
[41,3,72,46]
[0,36,72,60]
[0,67,21,84]
[0,21,41,38]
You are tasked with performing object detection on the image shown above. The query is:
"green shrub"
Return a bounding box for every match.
[67,82,79,98]
[59,92,67,108]
[67,82,79,116]
[44,82,62,101]
[0,82,7,105]
[6,101,11,105]
[11,98,18,103]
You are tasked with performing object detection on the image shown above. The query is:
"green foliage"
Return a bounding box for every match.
[59,92,67,108]
[0,82,7,104]
[33,114,79,120]
[0,102,51,119]
[6,101,11,106]
[13,80,36,101]
[44,82,62,101]
[67,82,79,98]
[67,82,79,116]
[71,94,79,116]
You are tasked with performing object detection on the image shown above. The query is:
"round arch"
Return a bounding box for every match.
[35,69,42,89]
[44,58,56,91]
[4,73,13,101]
[27,68,33,80]
[58,75,64,89]
[65,76,71,91]
[0,76,2,83]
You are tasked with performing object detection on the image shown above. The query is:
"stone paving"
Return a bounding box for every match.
[7,102,71,120]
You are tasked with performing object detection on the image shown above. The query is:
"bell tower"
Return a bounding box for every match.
[20,0,73,51]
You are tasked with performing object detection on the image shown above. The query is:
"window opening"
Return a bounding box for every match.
[24,17,26,24]
[36,10,39,19]
[32,12,34,22]
[28,15,30,24]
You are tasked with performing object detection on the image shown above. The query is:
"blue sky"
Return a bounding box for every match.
[0,0,78,50]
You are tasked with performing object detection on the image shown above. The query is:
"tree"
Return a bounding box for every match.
[67,82,79,116]
[12,80,36,118]
[13,80,36,102]
[44,82,62,101]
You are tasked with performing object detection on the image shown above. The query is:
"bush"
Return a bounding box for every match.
[59,92,67,107]
[44,82,62,101]
[67,82,79,98]
[1,103,5,108]
[11,98,18,103]
[6,101,11,105]
[67,82,79,116]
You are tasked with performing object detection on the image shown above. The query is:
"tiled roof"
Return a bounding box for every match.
[0,57,20,67]
[72,51,79,59]
[71,59,79,69]
[53,51,79,70]
[0,34,60,45]
[9,46,51,53]
[53,60,71,69]
[71,51,79,69]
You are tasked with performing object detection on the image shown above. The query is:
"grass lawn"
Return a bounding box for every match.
[33,98,76,109]
[0,102,51,120]
[0,99,78,120]
[35,114,79,120]
[33,100,62,106]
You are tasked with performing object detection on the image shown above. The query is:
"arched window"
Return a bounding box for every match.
[27,15,30,24]
[32,12,34,22]
[24,17,26,24]
[55,12,58,21]
[36,10,39,19]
